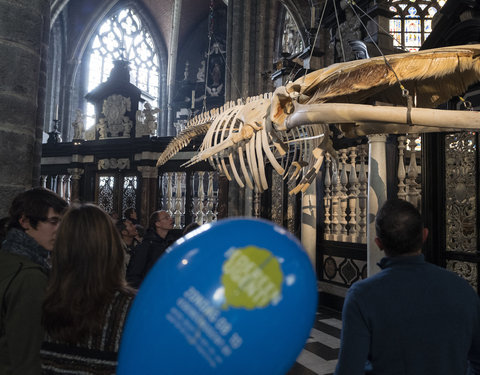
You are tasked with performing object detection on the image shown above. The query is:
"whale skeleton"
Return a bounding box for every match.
[157,45,480,194]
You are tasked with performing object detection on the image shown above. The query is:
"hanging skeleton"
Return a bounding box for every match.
[157,45,480,194]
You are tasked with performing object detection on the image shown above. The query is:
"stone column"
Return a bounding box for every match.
[367,134,388,276]
[67,168,84,202]
[137,166,159,227]
[301,182,317,267]
[165,0,182,136]
[0,0,51,217]
[226,0,277,100]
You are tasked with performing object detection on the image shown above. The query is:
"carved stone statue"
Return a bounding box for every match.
[135,102,160,137]
[97,118,107,139]
[72,109,85,140]
[196,60,206,83]
[85,126,96,141]
[123,115,132,138]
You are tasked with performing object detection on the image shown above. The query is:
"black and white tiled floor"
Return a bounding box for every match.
[287,307,342,375]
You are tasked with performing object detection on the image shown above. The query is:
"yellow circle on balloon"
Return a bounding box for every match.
[221,246,283,309]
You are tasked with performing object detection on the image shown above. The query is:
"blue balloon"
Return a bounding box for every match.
[118,218,317,375]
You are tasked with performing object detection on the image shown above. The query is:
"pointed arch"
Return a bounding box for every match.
[49,0,168,138]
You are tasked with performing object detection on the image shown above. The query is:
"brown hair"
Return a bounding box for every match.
[42,203,134,342]
[8,187,68,230]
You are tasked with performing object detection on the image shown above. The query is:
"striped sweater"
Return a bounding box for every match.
[41,291,134,374]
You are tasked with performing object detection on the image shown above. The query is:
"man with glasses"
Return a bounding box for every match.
[0,187,68,375]
[127,210,178,288]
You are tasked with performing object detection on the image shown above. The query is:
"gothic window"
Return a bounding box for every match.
[85,8,160,128]
[388,0,446,52]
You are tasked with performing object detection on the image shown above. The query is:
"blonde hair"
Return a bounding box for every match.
[43,203,134,342]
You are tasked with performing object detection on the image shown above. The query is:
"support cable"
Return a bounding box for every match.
[346,0,413,111]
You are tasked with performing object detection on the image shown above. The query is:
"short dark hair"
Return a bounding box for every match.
[115,218,130,234]
[124,207,135,219]
[375,198,423,256]
[148,211,160,230]
[8,187,68,231]
[136,224,145,237]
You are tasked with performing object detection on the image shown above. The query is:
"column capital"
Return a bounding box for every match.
[67,168,84,180]
[367,134,387,143]
[137,166,159,179]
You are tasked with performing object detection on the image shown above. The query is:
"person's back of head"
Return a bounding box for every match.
[43,203,133,342]
[148,211,160,231]
[375,198,423,256]
[183,222,200,235]
[8,187,68,231]
[124,207,137,221]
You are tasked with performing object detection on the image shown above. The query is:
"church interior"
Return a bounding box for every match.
[1,0,480,373]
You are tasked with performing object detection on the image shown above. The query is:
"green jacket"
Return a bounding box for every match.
[0,250,48,375]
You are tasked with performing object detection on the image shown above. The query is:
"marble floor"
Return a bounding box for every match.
[287,307,342,375]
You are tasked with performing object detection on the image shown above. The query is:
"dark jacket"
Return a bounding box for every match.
[335,254,480,375]
[126,229,178,288]
[0,229,50,375]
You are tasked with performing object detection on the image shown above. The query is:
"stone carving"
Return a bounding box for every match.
[135,102,160,137]
[85,125,96,140]
[447,260,478,291]
[196,60,206,83]
[97,118,107,139]
[334,4,362,61]
[100,94,132,138]
[72,109,85,140]
[445,132,477,253]
[98,158,130,170]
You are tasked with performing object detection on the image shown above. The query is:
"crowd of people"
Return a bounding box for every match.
[0,188,191,374]
[0,188,479,374]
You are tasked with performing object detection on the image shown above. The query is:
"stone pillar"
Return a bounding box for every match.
[301,182,316,267]
[226,0,277,100]
[367,134,388,276]
[137,166,159,227]
[0,0,51,217]
[67,168,84,203]
[166,0,182,136]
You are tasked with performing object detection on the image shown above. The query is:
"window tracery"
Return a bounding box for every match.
[388,0,446,52]
[85,8,160,128]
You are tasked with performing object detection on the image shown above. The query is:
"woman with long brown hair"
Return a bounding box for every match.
[41,203,135,374]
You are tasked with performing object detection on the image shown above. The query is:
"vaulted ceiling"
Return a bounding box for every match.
[142,0,226,49]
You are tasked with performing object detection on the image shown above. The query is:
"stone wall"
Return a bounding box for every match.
[0,0,50,216]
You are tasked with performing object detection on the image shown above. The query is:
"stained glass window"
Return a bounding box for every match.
[85,8,160,128]
[388,0,445,52]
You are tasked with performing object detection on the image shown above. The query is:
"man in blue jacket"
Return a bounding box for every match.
[335,198,480,375]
